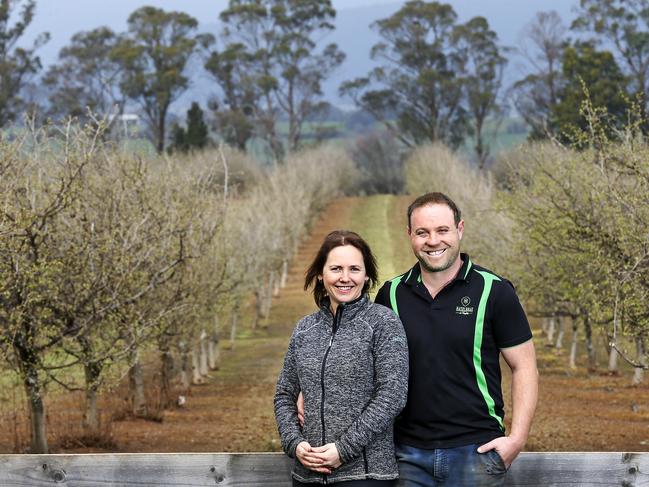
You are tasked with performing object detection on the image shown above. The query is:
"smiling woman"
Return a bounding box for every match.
[274,230,409,486]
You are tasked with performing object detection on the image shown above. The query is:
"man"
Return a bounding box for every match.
[374,192,538,486]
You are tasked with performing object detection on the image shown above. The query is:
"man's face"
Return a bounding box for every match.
[408,203,464,273]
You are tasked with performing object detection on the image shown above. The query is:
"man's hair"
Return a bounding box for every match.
[407,192,462,229]
[304,230,379,307]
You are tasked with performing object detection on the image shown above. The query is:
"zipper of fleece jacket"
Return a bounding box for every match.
[320,305,343,484]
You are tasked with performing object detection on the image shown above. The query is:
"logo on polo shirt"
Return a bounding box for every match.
[456,296,474,315]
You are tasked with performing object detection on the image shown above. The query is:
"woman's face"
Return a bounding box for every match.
[319,245,367,313]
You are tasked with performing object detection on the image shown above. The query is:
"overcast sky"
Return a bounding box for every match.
[23,0,579,109]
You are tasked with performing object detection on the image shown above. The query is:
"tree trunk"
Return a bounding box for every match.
[545,317,556,346]
[156,107,167,154]
[208,316,220,370]
[608,344,619,374]
[280,259,289,289]
[83,361,102,434]
[555,316,564,350]
[159,348,175,410]
[253,286,264,330]
[541,318,549,336]
[191,343,204,385]
[569,317,578,370]
[264,271,275,318]
[199,330,209,377]
[128,351,147,416]
[632,337,646,386]
[273,274,281,297]
[22,364,48,453]
[178,341,190,392]
[230,304,239,350]
[584,315,597,371]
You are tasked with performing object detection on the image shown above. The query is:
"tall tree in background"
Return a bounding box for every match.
[573,0,649,125]
[511,11,567,139]
[43,27,123,124]
[0,0,48,127]
[208,0,345,160]
[205,43,256,150]
[170,101,210,153]
[552,41,629,144]
[452,16,507,168]
[112,7,213,153]
[340,1,467,148]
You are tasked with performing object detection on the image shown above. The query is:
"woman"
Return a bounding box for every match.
[275,230,409,486]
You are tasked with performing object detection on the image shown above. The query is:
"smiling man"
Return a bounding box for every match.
[375,192,538,487]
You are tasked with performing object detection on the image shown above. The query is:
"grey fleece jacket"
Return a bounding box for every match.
[274,294,409,484]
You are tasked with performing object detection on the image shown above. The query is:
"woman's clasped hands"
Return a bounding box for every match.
[295,441,342,474]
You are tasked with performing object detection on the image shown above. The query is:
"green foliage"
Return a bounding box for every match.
[552,42,629,144]
[452,16,507,167]
[341,1,506,164]
[206,0,345,160]
[511,11,567,140]
[502,101,649,360]
[169,102,210,153]
[43,27,122,124]
[0,0,49,127]
[111,6,214,153]
[573,0,649,123]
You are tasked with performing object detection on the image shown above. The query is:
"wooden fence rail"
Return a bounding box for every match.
[0,452,647,486]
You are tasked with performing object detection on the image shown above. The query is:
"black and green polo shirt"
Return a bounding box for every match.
[375,253,532,449]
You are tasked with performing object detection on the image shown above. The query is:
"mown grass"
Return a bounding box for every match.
[347,194,414,295]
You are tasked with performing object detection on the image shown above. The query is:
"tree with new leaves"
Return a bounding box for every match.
[112,7,214,153]
[0,0,49,127]
[207,0,345,160]
[341,1,466,148]
[572,0,649,126]
[502,100,649,376]
[552,42,629,144]
[0,124,98,453]
[511,11,567,140]
[205,43,256,150]
[342,1,504,154]
[452,16,507,168]
[43,27,123,124]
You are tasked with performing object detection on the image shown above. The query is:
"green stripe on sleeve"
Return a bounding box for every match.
[389,274,405,317]
[464,257,473,279]
[474,270,504,431]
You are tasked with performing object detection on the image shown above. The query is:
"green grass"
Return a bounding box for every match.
[347,195,414,297]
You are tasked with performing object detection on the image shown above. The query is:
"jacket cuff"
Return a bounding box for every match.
[288,437,306,458]
[335,439,354,464]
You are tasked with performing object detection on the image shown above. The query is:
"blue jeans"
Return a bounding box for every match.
[395,443,507,487]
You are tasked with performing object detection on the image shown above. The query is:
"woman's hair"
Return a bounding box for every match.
[304,230,379,307]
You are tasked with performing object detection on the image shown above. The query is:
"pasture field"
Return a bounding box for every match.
[0,195,647,453]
